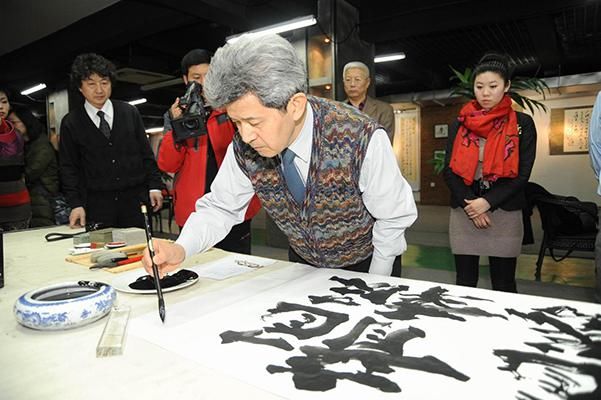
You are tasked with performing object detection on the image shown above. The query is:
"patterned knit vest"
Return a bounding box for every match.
[233,95,379,268]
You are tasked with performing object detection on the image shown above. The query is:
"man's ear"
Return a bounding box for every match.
[288,93,308,121]
[183,75,189,85]
[505,80,511,93]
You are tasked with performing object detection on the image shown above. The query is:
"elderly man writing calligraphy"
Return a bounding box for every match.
[142,34,417,277]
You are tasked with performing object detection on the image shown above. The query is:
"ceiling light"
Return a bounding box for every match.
[128,98,147,106]
[145,127,163,134]
[227,15,317,43]
[20,83,47,95]
[374,53,406,63]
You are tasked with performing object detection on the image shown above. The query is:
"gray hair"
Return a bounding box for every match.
[343,61,370,77]
[204,34,307,110]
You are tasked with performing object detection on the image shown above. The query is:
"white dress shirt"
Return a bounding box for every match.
[177,102,418,275]
[84,99,114,129]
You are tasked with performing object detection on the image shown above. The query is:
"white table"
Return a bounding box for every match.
[1,226,600,400]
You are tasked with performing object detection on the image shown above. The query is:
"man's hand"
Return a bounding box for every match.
[142,240,186,278]
[169,98,183,119]
[464,197,491,219]
[69,206,86,228]
[471,213,492,229]
[150,191,163,212]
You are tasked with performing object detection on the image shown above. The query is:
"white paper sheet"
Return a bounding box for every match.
[189,254,277,280]
[130,268,601,399]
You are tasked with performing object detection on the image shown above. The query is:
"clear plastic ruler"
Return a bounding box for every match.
[96,305,131,357]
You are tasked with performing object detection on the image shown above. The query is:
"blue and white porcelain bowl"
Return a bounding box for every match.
[14,281,116,330]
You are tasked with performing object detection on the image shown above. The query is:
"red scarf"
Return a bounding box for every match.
[449,95,519,185]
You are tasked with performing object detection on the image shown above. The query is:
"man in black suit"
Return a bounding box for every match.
[59,53,164,229]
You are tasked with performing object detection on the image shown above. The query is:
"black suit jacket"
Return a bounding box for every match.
[59,100,164,209]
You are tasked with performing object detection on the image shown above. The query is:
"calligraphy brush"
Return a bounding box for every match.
[140,203,165,323]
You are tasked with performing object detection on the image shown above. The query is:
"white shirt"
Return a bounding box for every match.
[84,99,114,129]
[176,102,418,275]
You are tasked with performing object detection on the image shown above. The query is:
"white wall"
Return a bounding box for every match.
[529,95,599,204]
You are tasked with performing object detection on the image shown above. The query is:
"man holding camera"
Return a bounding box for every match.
[158,49,260,254]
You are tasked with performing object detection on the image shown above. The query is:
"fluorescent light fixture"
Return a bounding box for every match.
[374,53,406,63]
[128,98,147,106]
[20,83,47,95]
[145,127,164,134]
[227,15,317,43]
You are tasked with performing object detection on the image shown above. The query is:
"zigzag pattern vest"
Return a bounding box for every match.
[233,96,378,268]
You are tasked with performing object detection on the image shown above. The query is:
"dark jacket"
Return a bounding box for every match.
[25,133,59,226]
[59,100,164,227]
[443,111,537,211]
[59,100,164,209]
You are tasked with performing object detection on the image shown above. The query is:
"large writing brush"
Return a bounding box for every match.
[140,203,165,323]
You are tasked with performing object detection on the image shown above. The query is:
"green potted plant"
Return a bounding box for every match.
[449,66,550,114]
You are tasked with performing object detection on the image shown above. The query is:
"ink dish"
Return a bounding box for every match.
[111,269,199,294]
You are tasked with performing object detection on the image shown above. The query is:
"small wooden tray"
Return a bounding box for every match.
[66,243,147,273]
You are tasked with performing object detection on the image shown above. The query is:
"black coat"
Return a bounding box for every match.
[443,111,537,211]
[59,100,164,227]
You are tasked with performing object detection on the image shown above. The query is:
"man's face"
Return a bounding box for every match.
[79,73,112,109]
[227,93,307,158]
[184,63,210,86]
[0,91,10,119]
[343,67,370,101]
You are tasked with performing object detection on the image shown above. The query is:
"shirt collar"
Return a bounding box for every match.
[285,102,313,163]
[84,99,113,124]
[347,96,367,111]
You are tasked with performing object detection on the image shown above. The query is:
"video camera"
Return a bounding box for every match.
[171,81,210,142]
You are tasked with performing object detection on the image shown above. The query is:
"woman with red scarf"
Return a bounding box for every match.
[0,87,32,230]
[443,53,537,293]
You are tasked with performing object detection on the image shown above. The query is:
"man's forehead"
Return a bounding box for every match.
[345,67,368,77]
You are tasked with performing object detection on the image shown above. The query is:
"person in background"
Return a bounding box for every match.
[158,49,261,253]
[343,61,395,143]
[0,87,31,230]
[588,90,601,302]
[443,53,537,293]
[59,53,164,229]
[142,34,417,278]
[8,106,59,227]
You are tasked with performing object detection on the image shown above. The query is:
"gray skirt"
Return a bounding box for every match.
[449,207,523,258]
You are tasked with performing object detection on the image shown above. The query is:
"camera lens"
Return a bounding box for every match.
[184,119,199,130]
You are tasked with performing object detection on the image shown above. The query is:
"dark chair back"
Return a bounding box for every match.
[527,182,598,280]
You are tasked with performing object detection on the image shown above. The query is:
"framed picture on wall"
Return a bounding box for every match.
[434,124,448,138]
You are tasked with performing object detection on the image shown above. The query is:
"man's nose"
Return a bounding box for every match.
[238,126,255,143]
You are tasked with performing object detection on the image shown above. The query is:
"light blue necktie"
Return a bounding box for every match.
[281,148,305,204]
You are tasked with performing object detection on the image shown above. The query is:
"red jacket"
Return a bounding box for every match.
[158,110,260,227]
